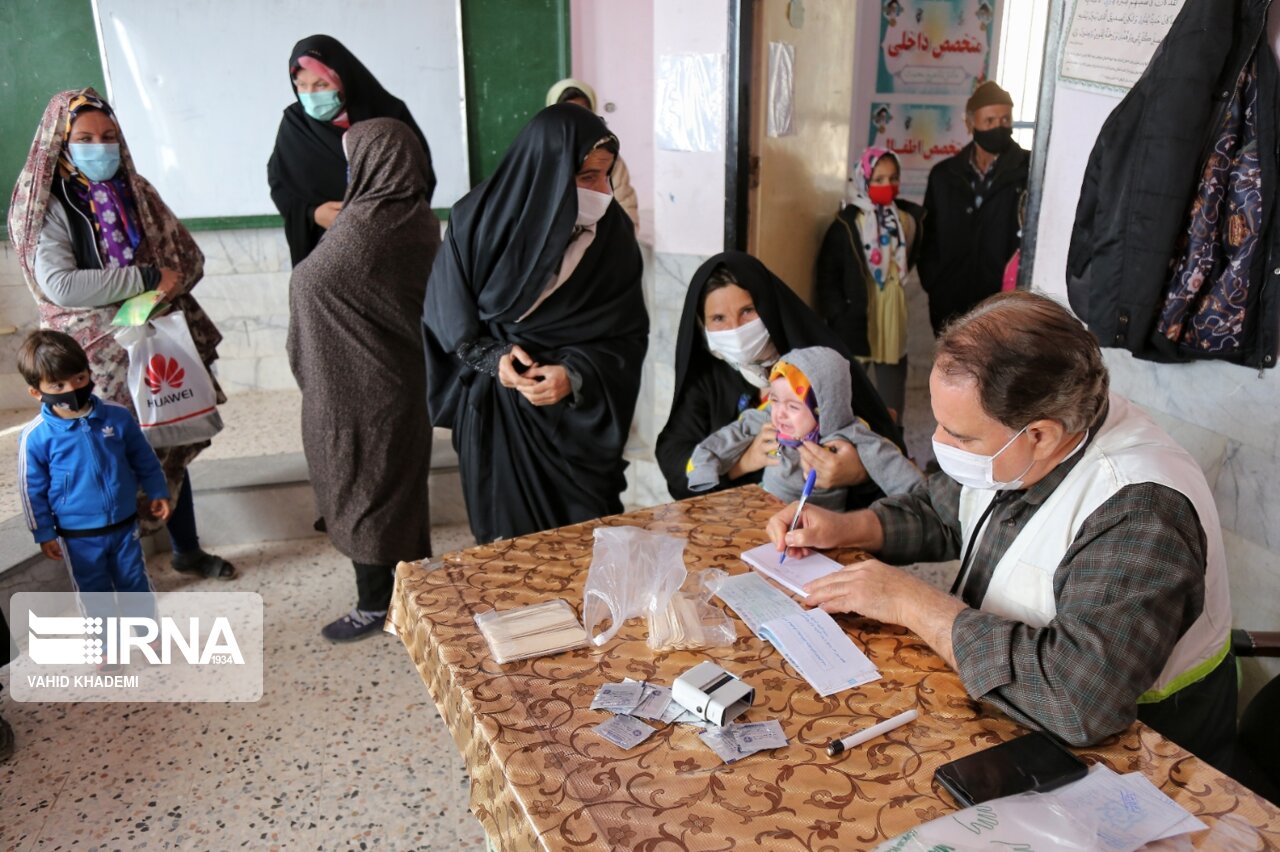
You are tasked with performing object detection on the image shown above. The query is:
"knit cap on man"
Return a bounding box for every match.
[966,80,1013,114]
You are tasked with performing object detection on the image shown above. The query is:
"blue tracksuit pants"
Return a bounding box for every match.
[62,522,155,623]
[62,522,152,595]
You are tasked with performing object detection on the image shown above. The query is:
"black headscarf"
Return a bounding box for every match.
[267,34,436,266]
[423,103,646,543]
[657,250,902,502]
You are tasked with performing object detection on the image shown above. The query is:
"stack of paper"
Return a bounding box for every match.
[712,569,881,697]
[711,572,804,637]
[758,609,881,696]
[474,600,588,664]
[1053,765,1207,850]
[739,542,843,598]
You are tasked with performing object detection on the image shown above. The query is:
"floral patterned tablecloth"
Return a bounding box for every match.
[389,486,1280,851]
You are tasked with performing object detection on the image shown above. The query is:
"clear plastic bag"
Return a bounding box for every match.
[582,528,735,651]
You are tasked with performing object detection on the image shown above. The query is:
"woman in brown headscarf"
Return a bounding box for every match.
[287,117,439,642]
[7,88,233,579]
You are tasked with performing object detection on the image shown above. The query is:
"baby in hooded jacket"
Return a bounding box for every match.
[686,346,921,508]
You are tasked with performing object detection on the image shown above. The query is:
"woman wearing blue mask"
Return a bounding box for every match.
[8,88,234,580]
[268,34,436,266]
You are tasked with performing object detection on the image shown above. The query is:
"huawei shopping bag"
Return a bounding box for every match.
[117,313,223,447]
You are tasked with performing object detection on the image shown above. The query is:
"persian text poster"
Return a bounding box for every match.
[876,0,997,97]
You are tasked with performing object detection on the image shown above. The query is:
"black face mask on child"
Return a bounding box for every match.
[42,381,95,413]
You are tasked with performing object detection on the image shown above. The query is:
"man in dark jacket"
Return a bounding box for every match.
[919,81,1028,334]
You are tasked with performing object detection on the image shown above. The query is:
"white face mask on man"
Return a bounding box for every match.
[576,187,612,226]
[704,317,774,366]
[932,426,1034,491]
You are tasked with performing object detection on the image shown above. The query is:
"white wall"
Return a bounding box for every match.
[1032,74,1280,707]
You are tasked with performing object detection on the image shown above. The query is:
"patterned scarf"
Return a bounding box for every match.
[58,94,143,270]
[1157,57,1261,355]
[7,88,222,535]
[7,87,206,307]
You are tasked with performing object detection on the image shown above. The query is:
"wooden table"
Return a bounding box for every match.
[389,486,1280,850]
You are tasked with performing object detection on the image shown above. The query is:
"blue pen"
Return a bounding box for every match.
[780,468,818,564]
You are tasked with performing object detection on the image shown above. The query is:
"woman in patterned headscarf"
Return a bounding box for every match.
[7,88,234,580]
[814,147,924,421]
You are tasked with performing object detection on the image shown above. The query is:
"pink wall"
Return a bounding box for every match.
[571,0,655,228]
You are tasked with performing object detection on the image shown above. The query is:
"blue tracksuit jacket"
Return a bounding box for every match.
[19,396,168,542]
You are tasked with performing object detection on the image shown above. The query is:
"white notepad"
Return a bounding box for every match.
[740,542,844,598]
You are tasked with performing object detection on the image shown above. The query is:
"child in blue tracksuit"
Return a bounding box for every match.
[17,330,170,599]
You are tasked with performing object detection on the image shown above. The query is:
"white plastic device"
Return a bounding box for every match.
[671,661,754,726]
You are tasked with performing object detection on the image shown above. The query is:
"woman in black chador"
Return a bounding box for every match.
[423,104,648,544]
[267,34,434,266]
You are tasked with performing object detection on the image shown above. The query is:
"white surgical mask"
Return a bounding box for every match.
[576,187,612,226]
[705,317,774,367]
[932,425,1033,491]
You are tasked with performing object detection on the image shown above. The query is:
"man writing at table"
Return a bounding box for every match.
[767,292,1236,768]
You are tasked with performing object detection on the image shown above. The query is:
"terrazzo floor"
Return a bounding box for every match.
[1,529,488,851]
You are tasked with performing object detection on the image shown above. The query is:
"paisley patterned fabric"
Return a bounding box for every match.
[1158,58,1262,355]
[8,87,225,530]
[389,486,1280,850]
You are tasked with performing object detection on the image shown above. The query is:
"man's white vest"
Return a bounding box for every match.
[956,394,1231,702]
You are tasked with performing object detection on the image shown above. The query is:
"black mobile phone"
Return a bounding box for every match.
[510,354,545,381]
[933,731,1088,808]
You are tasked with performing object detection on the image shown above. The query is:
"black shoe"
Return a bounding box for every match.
[171,549,236,580]
[0,715,14,762]
[321,609,387,643]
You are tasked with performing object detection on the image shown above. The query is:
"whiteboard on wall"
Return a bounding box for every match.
[92,0,468,219]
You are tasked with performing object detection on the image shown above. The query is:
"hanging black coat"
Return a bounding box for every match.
[815,198,925,357]
[1067,0,1278,369]
[655,251,903,506]
[423,104,647,544]
[267,34,436,267]
[919,142,1028,334]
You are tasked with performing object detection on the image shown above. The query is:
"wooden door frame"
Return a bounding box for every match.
[724,0,755,252]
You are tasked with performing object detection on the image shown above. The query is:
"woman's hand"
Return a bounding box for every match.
[520,365,571,406]
[155,268,184,303]
[799,439,868,490]
[499,345,571,405]
[728,424,780,480]
[498,345,538,388]
[314,201,343,229]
